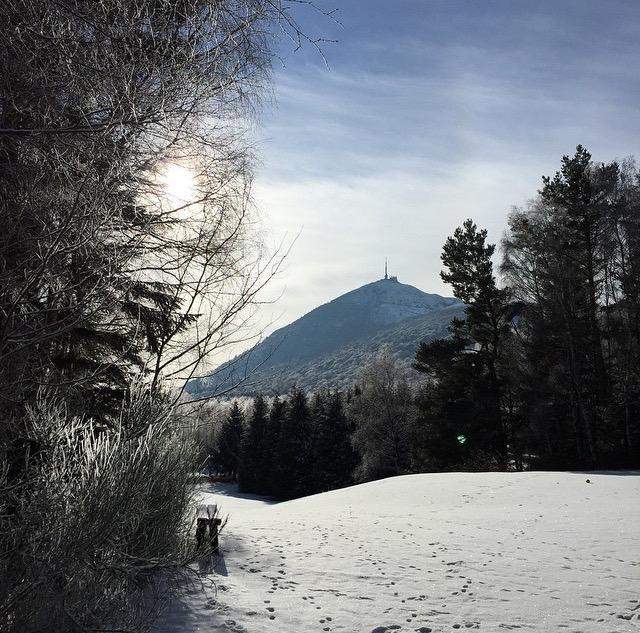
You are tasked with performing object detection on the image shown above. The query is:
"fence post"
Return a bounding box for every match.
[197,504,222,554]
[207,504,221,554]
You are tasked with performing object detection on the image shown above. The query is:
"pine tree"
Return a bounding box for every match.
[309,389,356,493]
[323,390,357,490]
[501,148,640,468]
[414,334,477,469]
[537,146,612,465]
[415,220,511,468]
[502,201,588,467]
[608,161,640,463]
[215,401,245,479]
[273,388,312,499]
[239,395,269,493]
[265,395,287,496]
[309,391,328,493]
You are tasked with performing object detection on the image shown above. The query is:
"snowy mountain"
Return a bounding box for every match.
[154,471,640,632]
[187,277,462,396]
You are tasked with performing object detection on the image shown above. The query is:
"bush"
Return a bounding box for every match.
[0,386,199,633]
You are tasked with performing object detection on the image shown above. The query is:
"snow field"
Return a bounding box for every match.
[154,472,640,633]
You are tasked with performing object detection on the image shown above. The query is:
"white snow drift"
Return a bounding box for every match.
[155,471,640,633]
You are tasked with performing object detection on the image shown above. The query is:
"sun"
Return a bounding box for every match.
[162,163,196,205]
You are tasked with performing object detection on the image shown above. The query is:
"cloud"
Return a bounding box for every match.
[238,0,640,350]
[253,158,542,331]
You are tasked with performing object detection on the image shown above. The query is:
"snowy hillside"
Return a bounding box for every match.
[155,472,640,633]
[187,278,461,397]
[325,278,457,327]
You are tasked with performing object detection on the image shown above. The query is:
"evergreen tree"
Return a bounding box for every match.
[322,390,358,490]
[501,148,640,468]
[273,388,312,499]
[539,147,608,465]
[414,335,478,469]
[238,395,270,493]
[215,401,245,479]
[265,395,287,496]
[502,200,587,467]
[607,160,640,463]
[308,389,356,493]
[309,391,328,493]
[415,220,512,468]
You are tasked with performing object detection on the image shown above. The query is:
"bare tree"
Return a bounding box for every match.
[0,0,328,417]
[0,1,332,631]
[350,347,417,482]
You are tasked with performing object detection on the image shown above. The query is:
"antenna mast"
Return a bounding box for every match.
[384,258,388,280]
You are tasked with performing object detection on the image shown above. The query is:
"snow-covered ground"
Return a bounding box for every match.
[154,472,640,633]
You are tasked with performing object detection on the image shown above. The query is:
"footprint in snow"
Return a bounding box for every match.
[616,613,635,620]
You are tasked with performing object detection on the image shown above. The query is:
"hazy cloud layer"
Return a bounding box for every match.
[245,0,640,347]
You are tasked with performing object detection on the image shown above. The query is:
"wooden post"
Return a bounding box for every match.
[196,504,209,547]
[196,517,208,546]
[196,504,222,554]
[205,504,223,555]
[211,517,222,554]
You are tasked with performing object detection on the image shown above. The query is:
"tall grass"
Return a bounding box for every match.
[0,386,199,633]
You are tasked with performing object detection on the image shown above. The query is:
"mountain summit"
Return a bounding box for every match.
[188,276,462,397]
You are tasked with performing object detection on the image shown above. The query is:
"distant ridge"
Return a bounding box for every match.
[187,276,462,397]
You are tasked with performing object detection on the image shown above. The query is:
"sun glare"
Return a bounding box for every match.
[162,163,196,205]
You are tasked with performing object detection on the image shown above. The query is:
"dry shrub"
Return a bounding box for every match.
[0,386,199,633]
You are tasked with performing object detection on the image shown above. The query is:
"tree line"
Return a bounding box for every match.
[213,389,358,499]
[211,146,640,497]
[417,146,640,471]
[210,349,436,497]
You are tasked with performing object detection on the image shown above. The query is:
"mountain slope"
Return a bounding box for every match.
[188,277,461,397]
[234,303,464,394]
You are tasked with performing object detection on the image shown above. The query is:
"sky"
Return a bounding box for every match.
[248,0,640,338]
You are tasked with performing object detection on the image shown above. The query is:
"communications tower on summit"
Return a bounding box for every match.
[383,258,397,282]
